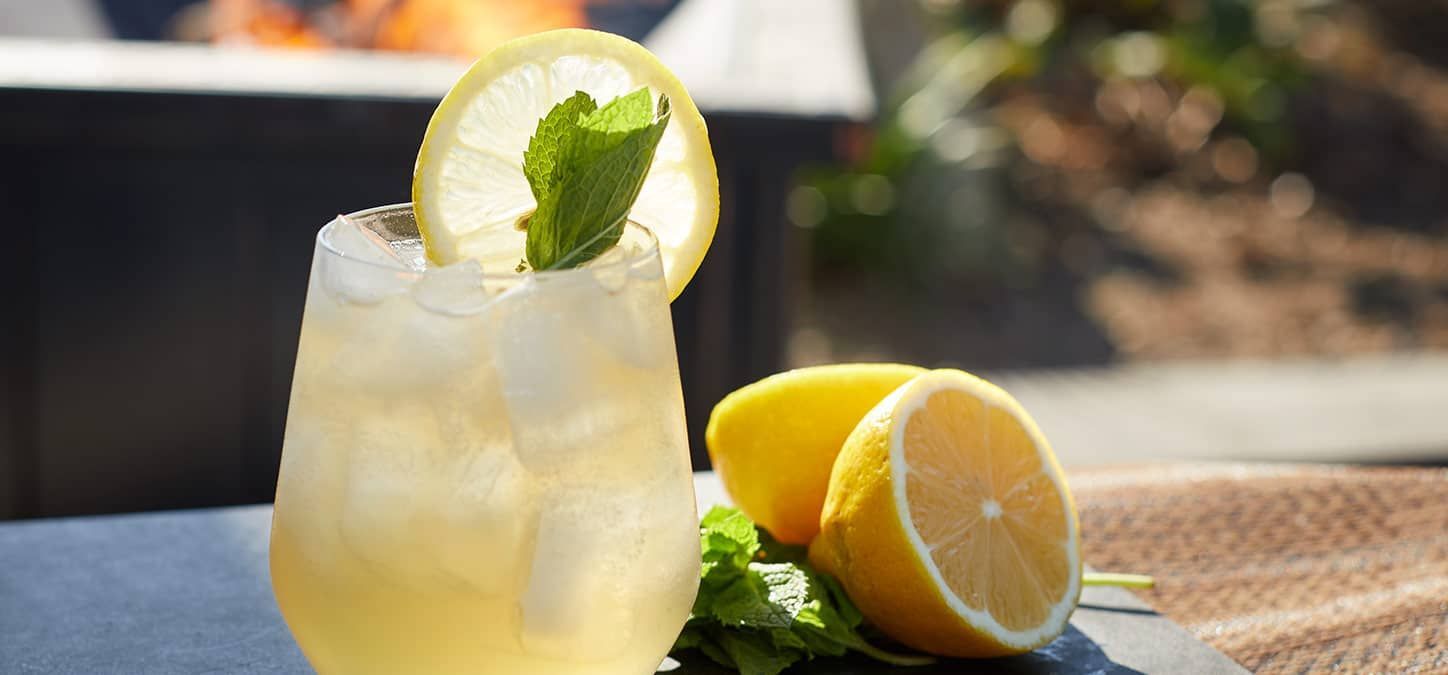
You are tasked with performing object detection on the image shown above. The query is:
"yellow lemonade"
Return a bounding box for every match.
[269,205,700,674]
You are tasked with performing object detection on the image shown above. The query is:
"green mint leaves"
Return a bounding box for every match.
[522,88,670,270]
[523,91,597,201]
[672,507,935,675]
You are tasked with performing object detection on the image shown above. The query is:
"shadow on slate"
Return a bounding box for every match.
[669,625,1144,674]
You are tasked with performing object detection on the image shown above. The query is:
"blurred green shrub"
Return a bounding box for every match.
[801,0,1333,287]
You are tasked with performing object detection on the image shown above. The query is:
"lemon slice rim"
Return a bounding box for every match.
[412,28,719,301]
[887,368,1082,649]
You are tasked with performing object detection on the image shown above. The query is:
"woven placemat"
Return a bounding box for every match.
[1071,463,1448,674]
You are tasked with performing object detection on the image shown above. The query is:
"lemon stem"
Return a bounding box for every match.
[850,641,937,666]
[1083,572,1156,589]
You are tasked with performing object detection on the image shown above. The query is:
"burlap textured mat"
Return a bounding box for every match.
[1071,463,1448,673]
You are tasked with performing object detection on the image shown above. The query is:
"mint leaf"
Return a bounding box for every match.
[698,635,738,671]
[701,504,758,544]
[677,623,750,671]
[522,87,670,270]
[562,88,655,167]
[523,91,596,202]
[712,564,807,629]
[716,629,801,675]
[818,572,864,627]
[701,505,761,581]
[752,563,812,624]
[672,507,935,672]
[673,622,705,651]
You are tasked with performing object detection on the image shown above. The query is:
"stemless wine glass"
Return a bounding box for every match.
[269,203,700,675]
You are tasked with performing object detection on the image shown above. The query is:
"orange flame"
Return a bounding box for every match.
[210,0,330,49]
[208,0,589,57]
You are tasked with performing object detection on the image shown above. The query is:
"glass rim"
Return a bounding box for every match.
[317,202,662,280]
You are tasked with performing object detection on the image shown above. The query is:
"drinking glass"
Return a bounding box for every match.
[269,203,700,674]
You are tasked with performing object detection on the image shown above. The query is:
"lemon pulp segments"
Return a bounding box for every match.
[898,381,1078,636]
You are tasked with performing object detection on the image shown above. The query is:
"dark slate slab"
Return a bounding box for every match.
[0,474,1245,674]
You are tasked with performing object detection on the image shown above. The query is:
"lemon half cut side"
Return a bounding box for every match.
[810,369,1083,657]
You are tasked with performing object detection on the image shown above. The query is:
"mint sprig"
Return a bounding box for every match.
[672,507,935,675]
[522,88,670,270]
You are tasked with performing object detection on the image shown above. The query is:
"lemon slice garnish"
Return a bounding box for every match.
[413,29,719,300]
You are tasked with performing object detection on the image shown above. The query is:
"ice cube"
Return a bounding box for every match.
[433,449,536,595]
[333,213,402,262]
[518,490,646,660]
[387,238,429,272]
[483,277,577,398]
[579,264,673,370]
[411,260,490,316]
[485,264,677,473]
[562,238,673,370]
[337,417,452,589]
[503,388,639,476]
[321,215,414,304]
[327,280,494,396]
[587,244,631,294]
[484,277,621,472]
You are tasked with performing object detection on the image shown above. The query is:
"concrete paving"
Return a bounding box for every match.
[987,353,1448,467]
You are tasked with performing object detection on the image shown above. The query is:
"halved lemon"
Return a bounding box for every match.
[809,369,1082,657]
[413,29,719,300]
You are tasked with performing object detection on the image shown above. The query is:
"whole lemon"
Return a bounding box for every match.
[704,363,924,544]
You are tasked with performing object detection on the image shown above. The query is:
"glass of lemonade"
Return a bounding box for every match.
[269,203,701,674]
